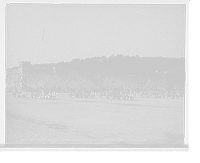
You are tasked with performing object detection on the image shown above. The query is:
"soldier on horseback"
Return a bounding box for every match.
[129,86,135,100]
[90,87,95,98]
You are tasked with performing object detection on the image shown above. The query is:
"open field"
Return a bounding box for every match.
[6,93,185,147]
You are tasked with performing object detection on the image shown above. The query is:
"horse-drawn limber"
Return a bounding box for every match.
[13,87,28,97]
[69,89,95,98]
[31,89,56,100]
[99,90,135,101]
[141,89,184,99]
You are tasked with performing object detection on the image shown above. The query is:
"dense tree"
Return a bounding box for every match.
[6,69,22,88]
[165,69,185,89]
[6,55,185,92]
[32,54,185,74]
[26,74,61,89]
[148,72,167,89]
[27,73,40,89]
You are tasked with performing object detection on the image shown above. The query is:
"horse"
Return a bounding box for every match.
[168,89,180,98]
[74,91,83,97]
[151,91,160,97]
[127,89,136,100]
[49,89,56,100]
[31,91,41,98]
[90,89,95,98]
[141,91,151,98]
[44,90,52,99]
[39,89,45,99]
[152,89,169,98]
[13,89,17,97]
[174,89,180,98]
[119,90,127,100]
[13,88,28,97]
[110,91,120,99]
[160,89,169,98]
[77,90,91,98]
[69,90,75,97]
[179,89,185,97]
[100,92,110,99]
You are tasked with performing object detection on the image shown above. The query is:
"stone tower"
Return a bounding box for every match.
[19,61,31,87]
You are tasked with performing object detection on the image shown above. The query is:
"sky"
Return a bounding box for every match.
[6,4,186,68]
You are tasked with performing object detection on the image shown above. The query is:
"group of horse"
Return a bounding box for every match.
[13,88,28,97]
[69,89,95,98]
[69,89,136,101]
[141,89,184,99]
[100,89,136,100]
[31,89,56,100]
[12,86,184,101]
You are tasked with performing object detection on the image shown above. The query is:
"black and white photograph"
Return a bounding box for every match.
[3,1,188,148]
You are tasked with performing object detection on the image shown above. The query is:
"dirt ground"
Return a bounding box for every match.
[5,93,185,147]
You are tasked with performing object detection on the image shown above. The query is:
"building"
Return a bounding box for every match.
[18,61,31,87]
[13,61,62,87]
[53,66,63,73]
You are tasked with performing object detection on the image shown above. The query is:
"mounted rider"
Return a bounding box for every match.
[40,88,45,99]
[175,86,180,94]
[119,86,124,94]
[90,87,95,98]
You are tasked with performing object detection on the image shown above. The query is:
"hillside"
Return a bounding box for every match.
[33,54,185,74]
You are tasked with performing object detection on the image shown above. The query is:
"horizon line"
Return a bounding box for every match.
[6,54,185,69]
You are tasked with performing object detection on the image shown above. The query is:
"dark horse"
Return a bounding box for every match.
[119,89,135,100]
[13,88,28,97]
[127,89,136,100]
[45,89,56,100]
[82,89,95,98]
[119,90,127,100]
[50,90,56,100]
[31,89,56,100]
[151,89,169,98]
[169,89,180,98]
[90,89,95,98]
[109,91,122,99]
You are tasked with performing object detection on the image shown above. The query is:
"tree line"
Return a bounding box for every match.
[33,54,185,75]
[6,54,185,92]
[27,69,168,91]
[27,69,185,91]
[6,69,184,91]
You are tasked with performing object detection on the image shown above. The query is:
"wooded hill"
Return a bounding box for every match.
[33,54,185,75]
[6,55,185,92]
